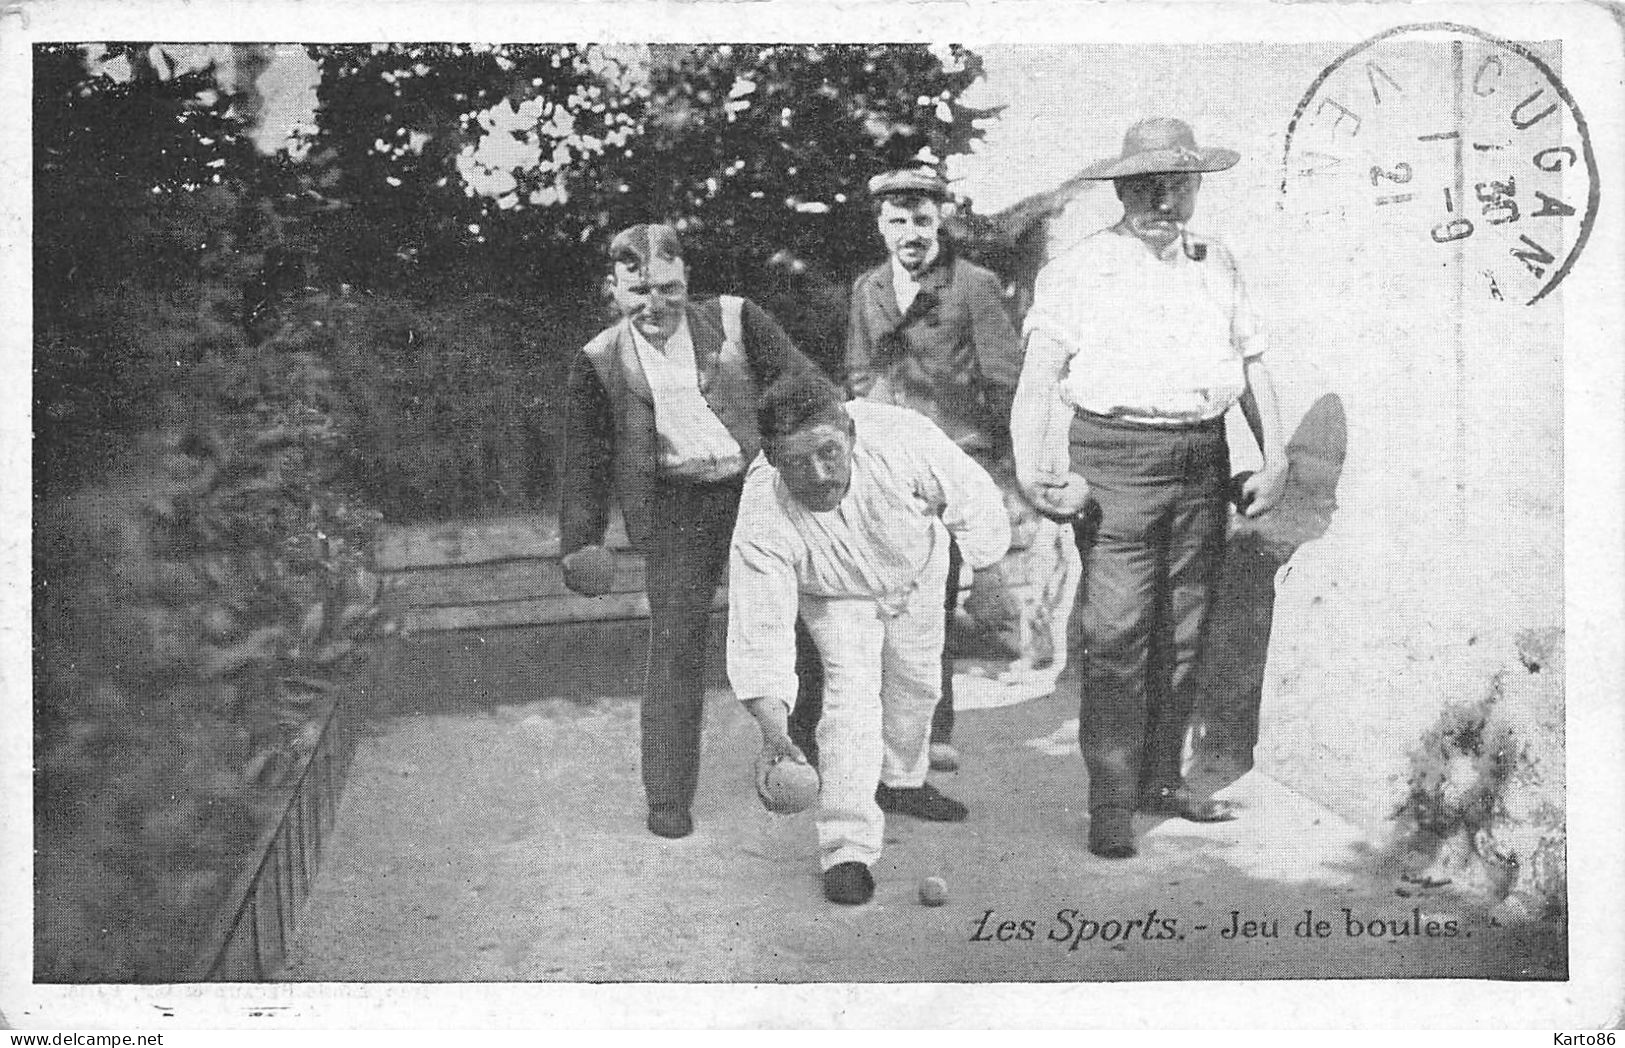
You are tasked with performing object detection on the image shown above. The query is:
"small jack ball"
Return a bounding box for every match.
[919,876,949,907]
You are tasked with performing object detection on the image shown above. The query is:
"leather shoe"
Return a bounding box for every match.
[1140,785,1239,823]
[647,809,694,839]
[928,742,961,772]
[875,782,969,822]
[1088,806,1136,859]
[823,861,875,904]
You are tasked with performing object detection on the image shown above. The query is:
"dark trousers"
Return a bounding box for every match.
[641,474,743,816]
[1068,412,1229,813]
[934,538,964,743]
[789,537,960,761]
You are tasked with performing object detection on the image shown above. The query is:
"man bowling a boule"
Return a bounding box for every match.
[1010,118,1290,860]
[728,373,1010,904]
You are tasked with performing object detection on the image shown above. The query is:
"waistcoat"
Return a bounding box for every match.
[580,296,761,549]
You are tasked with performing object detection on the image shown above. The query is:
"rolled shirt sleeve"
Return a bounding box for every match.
[726,401,1011,707]
[726,474,805,708]
[1020,260,1083,353]
[1212,241,1263,359]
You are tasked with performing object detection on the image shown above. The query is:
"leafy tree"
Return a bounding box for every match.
[34,44,390,980]
[290,43,1001,510]
[301,43,998,300]
[34,44,262,304]
[35,43,271,489]
[302,43,648,298]
[625,44,996,295]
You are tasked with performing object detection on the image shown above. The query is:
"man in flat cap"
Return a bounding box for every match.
[787,167,1024,780]
[1010,119,1289,859]
[560,223,819,840]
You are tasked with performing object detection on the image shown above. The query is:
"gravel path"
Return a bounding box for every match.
[277,629,1565,984]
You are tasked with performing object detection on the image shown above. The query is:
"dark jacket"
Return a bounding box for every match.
[561,296,812,555]
[846,251,1024,457]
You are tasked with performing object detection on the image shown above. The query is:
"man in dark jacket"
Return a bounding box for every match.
[561,223,817,840]
[789,168,1025,775]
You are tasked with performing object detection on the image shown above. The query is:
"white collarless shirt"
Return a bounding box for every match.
[627,317,745,480]
[726,401,1012,704]
[1023,228,1261,426]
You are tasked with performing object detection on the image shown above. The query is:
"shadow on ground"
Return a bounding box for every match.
[280,621,1563,983]
[282,395,1570,982]
[1190,393,1348,788]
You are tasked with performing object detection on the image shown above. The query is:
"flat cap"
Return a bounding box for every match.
[867,168,951,200]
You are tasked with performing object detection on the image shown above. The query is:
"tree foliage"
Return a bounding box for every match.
[302,43,998,299]
[34,44,391,980]
[31,38,1008,975]
[623,44,996,293]
[279,43,1002,512]
[299,44,645,297]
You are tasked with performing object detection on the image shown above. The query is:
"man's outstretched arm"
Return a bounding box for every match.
[1238,356,1289,517]
[727,495,810,764]
[1011,330,1089,520]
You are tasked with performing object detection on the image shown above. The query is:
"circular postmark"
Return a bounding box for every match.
[1280,23,1598,306]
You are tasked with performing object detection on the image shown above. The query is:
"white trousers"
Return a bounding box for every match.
[798,536,949,870]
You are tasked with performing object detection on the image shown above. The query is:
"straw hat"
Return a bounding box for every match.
[1077,118,1239,180]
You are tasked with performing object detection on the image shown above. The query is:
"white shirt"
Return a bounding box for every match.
[727,401,1012,704]
[1023,228,1262,426]
[628,316,745,480]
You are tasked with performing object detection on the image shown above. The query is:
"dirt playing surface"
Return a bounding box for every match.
[276,625,1564,983]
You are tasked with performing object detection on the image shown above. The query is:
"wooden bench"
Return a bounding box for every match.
[376,513,725,633]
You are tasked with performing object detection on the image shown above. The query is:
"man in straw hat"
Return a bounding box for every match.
[786,167,1023,777]
[1010,118,1290,859]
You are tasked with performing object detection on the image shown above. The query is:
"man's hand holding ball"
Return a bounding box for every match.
[561,544,617,596]
[1239,461,1289,518]
[743,697,818,814]
[1024,468,1091,522]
